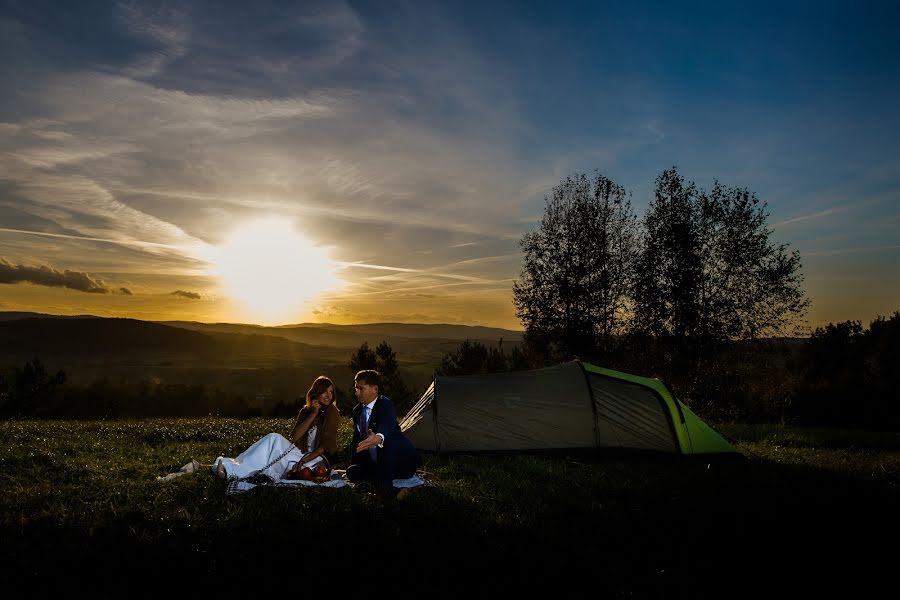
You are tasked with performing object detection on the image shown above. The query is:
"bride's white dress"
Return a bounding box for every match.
[212,430,323,480]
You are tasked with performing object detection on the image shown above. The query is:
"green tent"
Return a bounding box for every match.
[399,360,736,454]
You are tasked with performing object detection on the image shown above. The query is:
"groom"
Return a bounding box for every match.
[347,369,421,495]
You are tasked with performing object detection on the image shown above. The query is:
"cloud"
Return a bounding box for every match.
[805,244,900,257]
[171,289,201,299]
[0,2,691,325]
[0,3,547,261]
[642,119,665,143]
[113,0,190,77]
[772,207,846,228]
[0,257,111,293]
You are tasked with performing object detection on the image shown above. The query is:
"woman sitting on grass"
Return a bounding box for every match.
[211,375,340,481]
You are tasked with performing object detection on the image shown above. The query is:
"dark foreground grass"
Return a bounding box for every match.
[2,419,898,596]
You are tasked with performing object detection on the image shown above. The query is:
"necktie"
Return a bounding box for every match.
[364,406,378,462]
[358,408,367,439]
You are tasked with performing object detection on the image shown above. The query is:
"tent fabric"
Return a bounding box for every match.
[587,373,678,453]
[678,401,739,454]
[399,360,736,455]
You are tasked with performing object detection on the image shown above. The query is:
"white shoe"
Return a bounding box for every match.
[179,459,201,473]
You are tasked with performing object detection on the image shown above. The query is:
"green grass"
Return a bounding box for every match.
[2,419,898,594]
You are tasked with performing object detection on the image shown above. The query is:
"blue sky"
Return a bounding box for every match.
[0,0,898,328]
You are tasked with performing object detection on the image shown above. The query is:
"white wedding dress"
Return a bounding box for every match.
[212,430,323,481]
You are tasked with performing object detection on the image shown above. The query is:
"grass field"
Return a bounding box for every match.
[2,419,898,595]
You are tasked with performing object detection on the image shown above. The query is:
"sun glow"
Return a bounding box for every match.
[207,217,342,324]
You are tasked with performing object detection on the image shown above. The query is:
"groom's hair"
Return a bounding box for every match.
[355,369,381,392]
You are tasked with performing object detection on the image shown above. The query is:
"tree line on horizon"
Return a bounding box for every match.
[2,308,897,429]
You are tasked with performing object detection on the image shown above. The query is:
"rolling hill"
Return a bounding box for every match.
[0,313,519,401]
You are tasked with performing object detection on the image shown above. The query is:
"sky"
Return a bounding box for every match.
[0,0,898,330]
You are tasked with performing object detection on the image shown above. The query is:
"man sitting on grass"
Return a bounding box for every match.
[347,369,421,498]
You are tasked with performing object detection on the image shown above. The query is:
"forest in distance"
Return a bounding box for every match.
[0,313,518,419]
[1,309,897,431]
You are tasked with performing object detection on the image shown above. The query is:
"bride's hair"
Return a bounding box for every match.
[305,375,335,409]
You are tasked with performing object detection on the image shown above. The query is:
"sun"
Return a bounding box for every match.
[207,217,341,324]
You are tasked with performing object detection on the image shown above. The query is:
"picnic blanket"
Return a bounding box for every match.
[226,470,348,494]
[225,470,430,495]
[158,460,430,495]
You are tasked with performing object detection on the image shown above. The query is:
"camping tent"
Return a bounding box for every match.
[399,361,736,454]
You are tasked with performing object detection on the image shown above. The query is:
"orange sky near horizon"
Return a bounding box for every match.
[1,220,897,334]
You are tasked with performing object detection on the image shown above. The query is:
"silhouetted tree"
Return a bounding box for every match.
[437,339,519,375]
[866,312,900,407]
[2,357,67,417]
[439,339,489,375]
[347,340,416,416]
[374,341,416,415]
[349,341,378,372]
[793,320,865,426]
[633,168,809,354]
[792,312,900,429]
[627,169,809,414]
[0,370,9,414]
[514,172,637,363]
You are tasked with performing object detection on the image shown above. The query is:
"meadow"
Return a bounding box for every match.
[2,419,898,595]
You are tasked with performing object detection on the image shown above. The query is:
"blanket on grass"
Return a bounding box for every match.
[158,461,430,495]
[225,470,430,495]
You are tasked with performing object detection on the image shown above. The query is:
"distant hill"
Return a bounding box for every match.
[0,311,99,321]
[0,313,515,392]
[0,316,343,366]
[0,312,521,340]
[161,320,521,351]
[0,317,213,355]
[276,322,523,340]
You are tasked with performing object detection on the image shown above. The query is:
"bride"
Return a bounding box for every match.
[212,376,340,481]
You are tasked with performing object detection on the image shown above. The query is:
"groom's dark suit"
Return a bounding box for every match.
[350,395,420,486]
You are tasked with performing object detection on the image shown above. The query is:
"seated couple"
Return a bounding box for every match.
[212,370,421,493]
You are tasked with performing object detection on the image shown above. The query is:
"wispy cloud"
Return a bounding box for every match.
[805,245,900,257]
[772,207,847,228]
[0,227,185,251]
[326,280,494,299]
[113,0,190,77]
[642,119,665,143]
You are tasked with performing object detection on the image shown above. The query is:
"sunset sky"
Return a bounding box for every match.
[1,1,898,330]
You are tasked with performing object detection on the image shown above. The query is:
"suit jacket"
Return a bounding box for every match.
[293,403,340,460]
[350,395,416,465]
